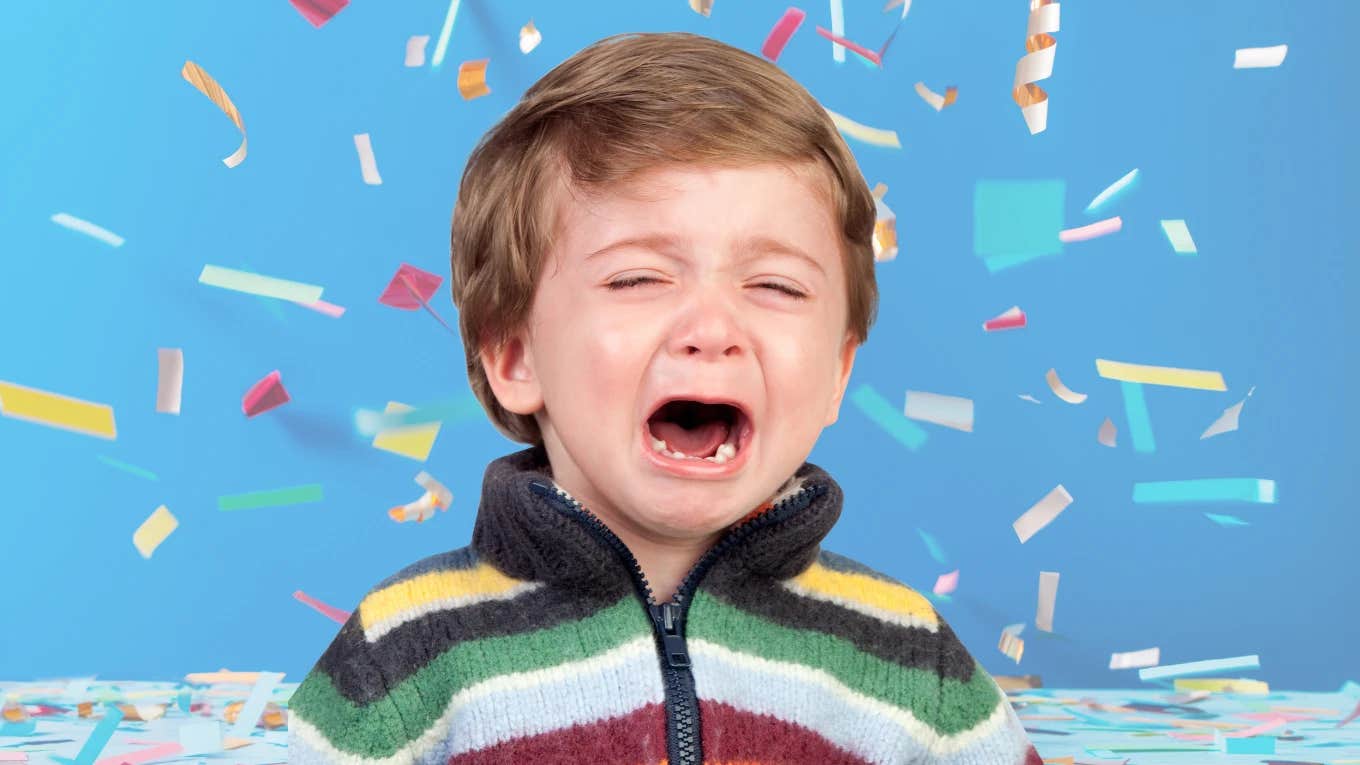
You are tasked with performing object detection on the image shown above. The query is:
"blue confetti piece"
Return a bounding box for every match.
[1204,512,1250,526]
[849,383,927,451]
[1120,381,1156,453]
[226,671,283,740]
[51,703,123,765]
[916,528,948,563]
[973,180,1066,272]
[1134,479,1277,504]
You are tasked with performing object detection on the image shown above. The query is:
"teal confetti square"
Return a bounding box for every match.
[973,179,1066,271]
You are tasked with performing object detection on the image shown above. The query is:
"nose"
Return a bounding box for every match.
[668,279,746,360]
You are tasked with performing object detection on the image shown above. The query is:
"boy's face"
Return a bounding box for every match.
[483,161,858,550]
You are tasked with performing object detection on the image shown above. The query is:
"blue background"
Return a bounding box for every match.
[0,1,1354,691]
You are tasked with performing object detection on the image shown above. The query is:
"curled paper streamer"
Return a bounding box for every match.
[181,60,247,168]
[913,82,958,111]
[1012,0,1059,134]
[1045,367,1087,404]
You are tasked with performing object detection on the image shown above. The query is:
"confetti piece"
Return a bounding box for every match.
[916,529,947,563]
[198,264,324,303]
[1134,478,1276,504]
[0,380,117,440]
[825,108,901,148]
[972,180,1065,271]
[1338,698,1360,728]
[1097,417,1117,447]
[814,26,882,66]
[177,720,222,755]
[1018,394,1042,404]
[1110,647,1160,669]
[1013,484,1073,543]
[519,20,542,53]
[849,383,928,451]
[871,195,898,262]
[1201,389,1253,439]
[372,402,442,461]
[1205,512,1250,526]
[903,390,974,432]
[180,61,247,168]
[1096,359,1226,390]
[218,484,323,511]
[292,298,346,318]
[288,0,348,27]
[96,455,158,480]
[458,59,491,100]
[933,569,958,596]
[292,590,351,624]
[67,703,123,765]
[156,348,182,415]
[1035,571,1059,632]
[404,35,430,67]
[913,82,958,111]
[132,505,178,559]
[1173,676,1268,694]
[50,213,124,247]
[183,670,263,684]
[241,370,290,418]
[430,0,461,68]
[883,0,911,14]
[354,396,481,436]
[95,741,182,764]
[389,470,454,523]
[225,672,283,740]
[1045,368,1087,404]
[1120,382,1156,453]
[1059,215,1122,243]
[829,0,845,62]
[379,263,442,309]
[999,627,1025,663]
[1160,219,1197,254]
[1140,654,1261,682]
[1085,168,1139,214]
[761,7,806,62]
[983,306,1026,332]
[1012,0,1059,134]
[353,133,383,185]
[1234,44,1287,69]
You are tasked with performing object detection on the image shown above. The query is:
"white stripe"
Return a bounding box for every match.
[363,580,545,642]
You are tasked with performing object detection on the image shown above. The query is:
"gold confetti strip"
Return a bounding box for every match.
[181,60,247,168]
[1012,0,1059,134]
[458,59,491,100]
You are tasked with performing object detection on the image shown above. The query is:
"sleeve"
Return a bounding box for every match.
[286,608,413,764]
[920,612,1043,765]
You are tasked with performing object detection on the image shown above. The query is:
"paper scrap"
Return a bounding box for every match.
[183,670,264,684]
[177,720,222,755]
[50,213,124,247]
[132,505,178,559]
[814,26,882,66]
[68,703,123,765]
[1234,44,1287,69]
[94,741,182,764]
[1201,389,1253,439]
[903,390,974,432]
[225,671,283,740]
[849,383,928,451]
[404,35,430,67]
[156,348,183,414]
[1045,368,1087,404]
[1059,216,1122,243]
[999,627,1025,663]
[289,0,348,27]
[1110,647,1160,670]
[180,61,247,168]
[872,195,898,262]
[430,0,461,67]
[1160,219,1198,254]
[1018,394,1042,404]
[389,470,454,523]
[458,59,491,100]
[218,484,324,511]
[913,82,958,111]
[354,396,481,436]
[1204,512,1250,526]
[293,298,346,318]
[1133,478,1276,504]
[1012,0,1059,134]
[1013,485,1072,543]
[0,380,117,440]
[1338,698,1360,728]
[1139,654,1260,682]
[916,529,948,564]
[292,590,351,624]
[1085,168,1140,214]
[761,7,806,62]
[973,180,1065,272]
[372,401,442,461]
[1096,359,1227,390]
[933,570,958,596]
[825,108,901,148]
[983,306,1026,332]
[1173,676,1268,694]
[1120,381,1156,452]
[242,370,289,418]
[689,0,713,16]
[519,20,542,53]
[1098,416,1117,447]
[379,263,442,309]
[199,264,324,303]
[1035,571,1059,632]
[353,133,382,185]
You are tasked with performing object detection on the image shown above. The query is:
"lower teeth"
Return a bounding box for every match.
[650,436,738,464]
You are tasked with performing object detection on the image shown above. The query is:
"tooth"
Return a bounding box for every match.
[650,436,666,452]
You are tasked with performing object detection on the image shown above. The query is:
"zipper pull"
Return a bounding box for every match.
[652,602,691,668]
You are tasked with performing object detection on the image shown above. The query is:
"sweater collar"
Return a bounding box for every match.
[470,445,843,593]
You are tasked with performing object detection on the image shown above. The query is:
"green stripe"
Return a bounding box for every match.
[686,590,1001,736]
[218,484,323,511]
[290,595,649,756]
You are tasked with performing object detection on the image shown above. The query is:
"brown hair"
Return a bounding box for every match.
[449,31,879,446]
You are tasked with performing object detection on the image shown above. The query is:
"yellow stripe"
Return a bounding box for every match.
[786,562,937,628]
[1094,359,1227,390]
[0,381,117,439]
[359,562,529,630]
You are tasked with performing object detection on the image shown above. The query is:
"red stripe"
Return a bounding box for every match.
[445,703,668,765]
[700,700,873,764]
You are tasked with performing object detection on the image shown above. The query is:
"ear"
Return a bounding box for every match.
[824,330,859,427]
[479,329,545,419]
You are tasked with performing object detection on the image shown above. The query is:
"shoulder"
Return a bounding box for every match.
[785,548,940,632]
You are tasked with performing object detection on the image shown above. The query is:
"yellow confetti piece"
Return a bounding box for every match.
[181,60,247,168]
[458,59,491,100]
[825,108,901,148]
[182,670,266,685]
[1095,359,1227,391]
[372,402,442,461]
[0,380,117,439]
[1174,677,1270,695]
[132,505,178,559]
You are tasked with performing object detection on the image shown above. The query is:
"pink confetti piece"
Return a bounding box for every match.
[983,306,1026,332]
[933,569,958,595]
[242,370,290,418]
[95,742,183,765]
[1060,215,1123,243]
[293,589,351,624]
[292,298,347,318]
[288,0,348,28]
[379,263,442,310]
[813,26,882,66]
[761,7,807,62]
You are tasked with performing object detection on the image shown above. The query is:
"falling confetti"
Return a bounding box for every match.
[1012,0,1059,134]
[180,60,247,168]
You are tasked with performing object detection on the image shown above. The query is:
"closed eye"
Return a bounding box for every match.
[605,276,807,300]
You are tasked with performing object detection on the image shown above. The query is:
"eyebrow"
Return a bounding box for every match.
[583,233,826,276]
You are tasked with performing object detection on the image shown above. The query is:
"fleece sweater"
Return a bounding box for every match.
[288,445,1042,764]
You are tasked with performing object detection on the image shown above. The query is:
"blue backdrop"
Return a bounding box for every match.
[1,1,1354,692]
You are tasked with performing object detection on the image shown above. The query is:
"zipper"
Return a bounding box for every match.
[528,478,825,765]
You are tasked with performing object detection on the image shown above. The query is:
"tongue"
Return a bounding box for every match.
[649,417,731,459]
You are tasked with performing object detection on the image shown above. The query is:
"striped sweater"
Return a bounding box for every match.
[288,445,1042,764]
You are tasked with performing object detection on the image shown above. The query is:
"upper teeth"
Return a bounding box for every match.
[650,436,738,464]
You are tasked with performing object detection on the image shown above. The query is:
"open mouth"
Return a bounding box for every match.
[644,399,752,466]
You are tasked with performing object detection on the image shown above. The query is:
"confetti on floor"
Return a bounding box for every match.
[49,213,124,248]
